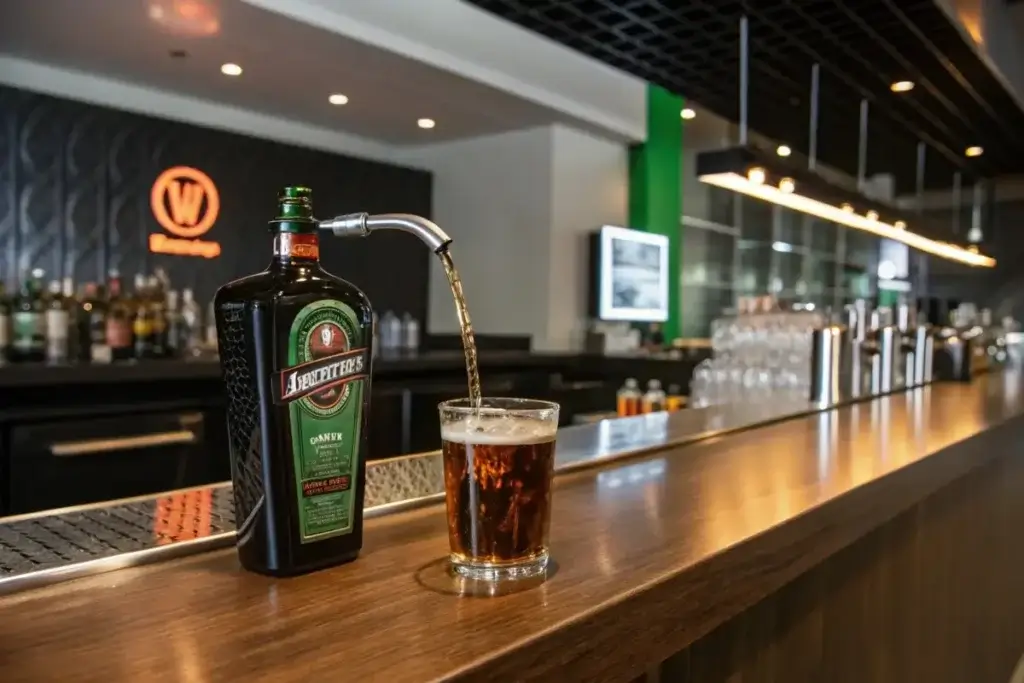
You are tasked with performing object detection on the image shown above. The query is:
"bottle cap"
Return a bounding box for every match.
[648,379,661,390]
[624,378,638,388]
[271,186,318,233]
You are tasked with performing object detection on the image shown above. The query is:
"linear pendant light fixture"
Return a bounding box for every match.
[699,170,994,267]
[696,17,994,268]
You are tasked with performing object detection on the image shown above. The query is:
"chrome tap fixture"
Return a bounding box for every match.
[319,212,453,253]
[913,323,935,384]
[895,302,917,389]
[809,323,844,406]
[871,307,897,395]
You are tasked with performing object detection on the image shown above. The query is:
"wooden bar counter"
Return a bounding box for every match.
[3,374,1024,682]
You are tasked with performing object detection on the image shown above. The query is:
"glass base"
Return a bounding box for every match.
[450,551,549,581]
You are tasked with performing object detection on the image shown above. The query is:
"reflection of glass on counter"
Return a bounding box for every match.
[597,459,667,491]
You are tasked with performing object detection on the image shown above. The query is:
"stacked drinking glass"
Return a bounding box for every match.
[689,296,822,408]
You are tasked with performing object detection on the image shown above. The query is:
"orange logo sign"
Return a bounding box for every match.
[149,166,222,259]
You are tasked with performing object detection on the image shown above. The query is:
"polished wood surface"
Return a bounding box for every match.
[2,375,1022,682]
[660,449,1024,683]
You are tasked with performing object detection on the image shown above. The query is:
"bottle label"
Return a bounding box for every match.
[46,310,69,341]
[45,309,69,361]
[274,300,367,543]
[274,233,320,260]
[133,317,152,338]
[107,318,131,348]
[13,312,43,350]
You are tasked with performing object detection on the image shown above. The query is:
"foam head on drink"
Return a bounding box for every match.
[440,413,557,570]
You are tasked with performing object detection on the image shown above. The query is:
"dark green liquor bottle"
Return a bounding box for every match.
[214,187,373,576]
[12,270,46,363]
[0,281,10,362]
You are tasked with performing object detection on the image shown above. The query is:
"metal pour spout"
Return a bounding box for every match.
[319,212,453,253]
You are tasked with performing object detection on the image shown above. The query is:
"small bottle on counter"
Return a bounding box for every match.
[641,379,666,413]
[379,310,400,351]
[665,384,684,412]
[616,378,642,417]
[402,312,419,352]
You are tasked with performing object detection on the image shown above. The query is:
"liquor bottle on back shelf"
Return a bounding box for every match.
[165,290,182,358]
[106,274,133,361]
[133,281,154,360]
[181,288,202,356]
[44,279,68,364]
[213,187,375,576]
[0,281,10,362]
[205,299,217,352]
[12,270,46,363]
[77,283,99,362]
[148,276,168,357]
[62,277,83,362]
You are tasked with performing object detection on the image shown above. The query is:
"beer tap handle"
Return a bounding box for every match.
[319,212,453,253]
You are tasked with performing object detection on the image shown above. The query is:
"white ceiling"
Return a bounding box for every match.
[0,0,579,145]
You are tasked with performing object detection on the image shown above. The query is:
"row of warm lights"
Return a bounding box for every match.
[890,80,984,157]
[219,63,436,130]
[698,166,995,267]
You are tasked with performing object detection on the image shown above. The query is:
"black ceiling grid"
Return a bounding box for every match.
[468,0,1024,195]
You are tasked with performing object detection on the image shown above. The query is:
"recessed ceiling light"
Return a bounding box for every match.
[779,178,796,193]
[866,210,879,221]
[841,203,854,212]
[220,63,242,76]
[965,146,984,157]
[894,220,906,230]
[680,108,696,120]
[747,167,766,184]
[890,80,915,93]
[776,144,791,157]
[417,118,436,129]
[328,93,349,106]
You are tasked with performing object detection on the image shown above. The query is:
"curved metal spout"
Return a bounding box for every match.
[319,212,452,253]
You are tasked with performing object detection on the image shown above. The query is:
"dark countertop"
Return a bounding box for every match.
[0,350,694,388]
[4,376,1018,682]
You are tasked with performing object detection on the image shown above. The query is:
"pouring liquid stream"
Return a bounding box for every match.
[438,249,482,408]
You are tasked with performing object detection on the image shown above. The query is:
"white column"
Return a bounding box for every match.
[405,124,629,351]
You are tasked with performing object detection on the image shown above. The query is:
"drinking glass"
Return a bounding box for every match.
[438,398,560,580]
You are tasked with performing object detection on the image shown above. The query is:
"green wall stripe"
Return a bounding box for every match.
[628,84,683,340]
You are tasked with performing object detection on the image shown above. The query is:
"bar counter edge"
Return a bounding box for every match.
[1,373,1022,683]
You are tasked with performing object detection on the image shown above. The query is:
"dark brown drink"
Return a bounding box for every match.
[439,399,559,580]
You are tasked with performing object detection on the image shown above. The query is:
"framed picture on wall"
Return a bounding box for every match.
[588,225,670,323]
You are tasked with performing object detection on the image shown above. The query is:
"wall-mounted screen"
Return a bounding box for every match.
[589,225,670,323]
